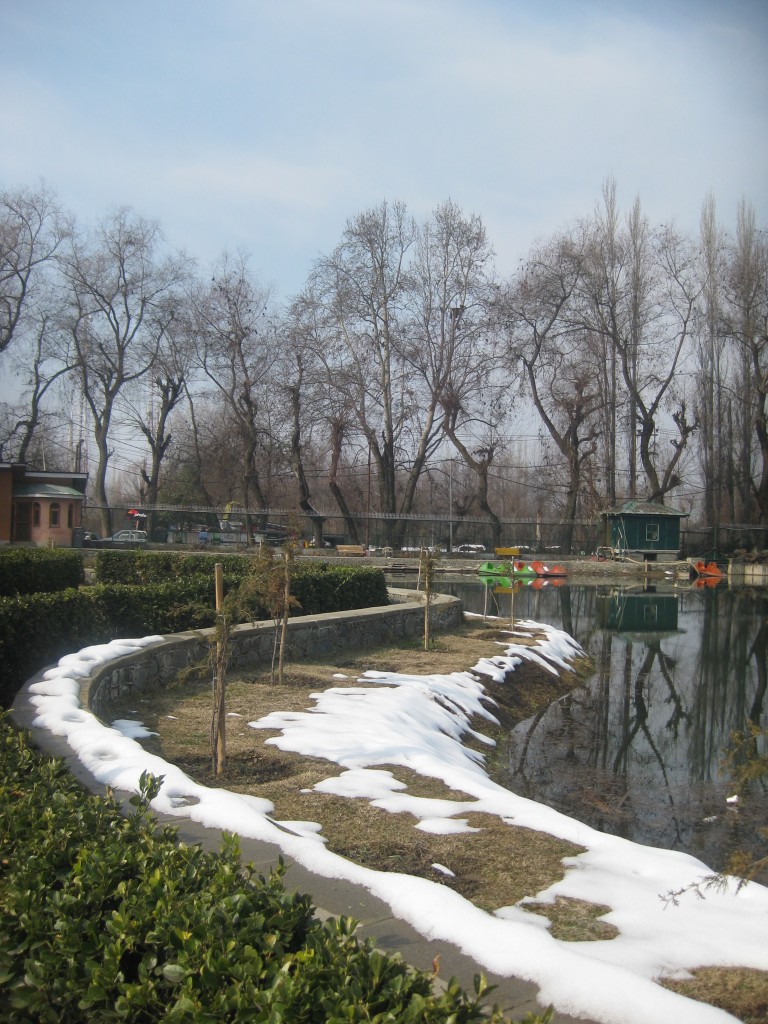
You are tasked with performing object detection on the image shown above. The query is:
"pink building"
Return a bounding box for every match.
[0,464,88,548]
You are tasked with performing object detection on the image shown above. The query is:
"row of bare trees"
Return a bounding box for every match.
[1,179,766,550]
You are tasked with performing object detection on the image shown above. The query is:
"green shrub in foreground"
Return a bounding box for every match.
[1,718,545,1023]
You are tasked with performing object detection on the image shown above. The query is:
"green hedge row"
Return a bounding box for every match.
[93,551,389,612]
[0,560,388,709]
[1,717,521,1023]
[92,550,389,616]
[291,562,389,614]
[0,548,84,597]
[93,550,254,585]
[0,580,217,709]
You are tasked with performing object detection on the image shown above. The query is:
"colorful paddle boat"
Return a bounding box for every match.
[478,559,536,579]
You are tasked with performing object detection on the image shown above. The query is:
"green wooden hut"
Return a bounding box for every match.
[597,590,680,633]
[601,500,688,562]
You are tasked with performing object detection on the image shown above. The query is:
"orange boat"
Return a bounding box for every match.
[530,576,566,589]
[530,559,568,578]
[693,560,724,579]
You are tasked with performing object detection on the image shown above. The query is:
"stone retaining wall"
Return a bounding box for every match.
[728,561,768,585]
[86,588,462,719]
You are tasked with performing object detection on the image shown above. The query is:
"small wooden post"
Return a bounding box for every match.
[278,545,292,684]
[214,562,226,775]
[420,548,435,650]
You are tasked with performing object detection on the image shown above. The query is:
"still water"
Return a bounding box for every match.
[437,578,767,881]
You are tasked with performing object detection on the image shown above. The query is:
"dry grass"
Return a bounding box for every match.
[116,621,589,916]
[523,897,618,942]
[112,618,766,1021]
[662,967,768,1024]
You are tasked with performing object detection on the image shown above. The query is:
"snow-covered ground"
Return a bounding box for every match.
[22,621,768,1024]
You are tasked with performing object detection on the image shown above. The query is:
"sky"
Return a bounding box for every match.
[23,617,768,1024]
[2,0,767,300]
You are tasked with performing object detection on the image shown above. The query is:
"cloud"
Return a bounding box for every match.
[163,152,350,210]
[1,0,765,298]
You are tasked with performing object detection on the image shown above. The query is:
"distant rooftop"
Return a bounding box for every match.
[13,483,87,500]
[603,499,688,518]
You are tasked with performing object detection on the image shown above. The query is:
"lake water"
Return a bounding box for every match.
[434,578,768,883]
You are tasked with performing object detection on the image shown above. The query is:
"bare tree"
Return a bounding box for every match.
[123,310,193,537]
[633,225,699,502]
[62,208,187,536]
[694,195,730,530]
[278,303,328,545]
[157,386,220,510]
[289,282,367,542]
[0,182,68,359]
[0,184,73,464]
[579,179,625,504]
[4,310,73,465]
[500,231,601,552]
[190,251,275,539]
[722,202,768,528]
[407,200,498,547]
[308,200,415,547]
[308,199,496,547]
[579,187,699,504]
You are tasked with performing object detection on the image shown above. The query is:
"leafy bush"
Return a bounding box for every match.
[293,562,389,614]
[0,548,84,596]
[93,551,390,616]
[0,589,110,709]
[94,550,253,586]
[0,552,389,710]
[0,717,525,1023]
[0,579,221,709]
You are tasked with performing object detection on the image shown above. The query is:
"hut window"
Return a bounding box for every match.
[33,502,41,527]
[67,503,74,527]
[49,502,60,527]
[646,524,659,542]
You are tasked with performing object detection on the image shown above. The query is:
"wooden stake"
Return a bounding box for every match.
[214,562,226,775]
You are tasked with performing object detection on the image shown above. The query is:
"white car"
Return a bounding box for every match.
[106,529,147,544]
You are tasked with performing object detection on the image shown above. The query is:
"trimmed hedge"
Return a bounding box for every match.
[94,550,254,586]
[0,717,520,1023]
[0,559,388,709]
[292,562,388,614]
[91,550,389,616]
[0,580,218,710]
[0,548,84,597]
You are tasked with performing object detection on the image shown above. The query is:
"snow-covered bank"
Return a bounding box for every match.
[18,623,768,1024]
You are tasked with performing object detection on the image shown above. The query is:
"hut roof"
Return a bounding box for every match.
[603,499,688,518]
[13,483,86,500]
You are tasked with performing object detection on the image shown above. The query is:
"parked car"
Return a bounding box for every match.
[106,529,147,544]
[456,543,486,553]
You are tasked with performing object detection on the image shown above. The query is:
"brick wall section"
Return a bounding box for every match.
[85,589,462,719]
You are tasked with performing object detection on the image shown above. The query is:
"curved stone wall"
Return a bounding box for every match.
[68,588,462,720]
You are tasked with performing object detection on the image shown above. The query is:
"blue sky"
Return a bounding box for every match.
[2,0,767,299]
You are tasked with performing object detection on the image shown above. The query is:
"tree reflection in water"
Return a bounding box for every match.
[445,580,768,882]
